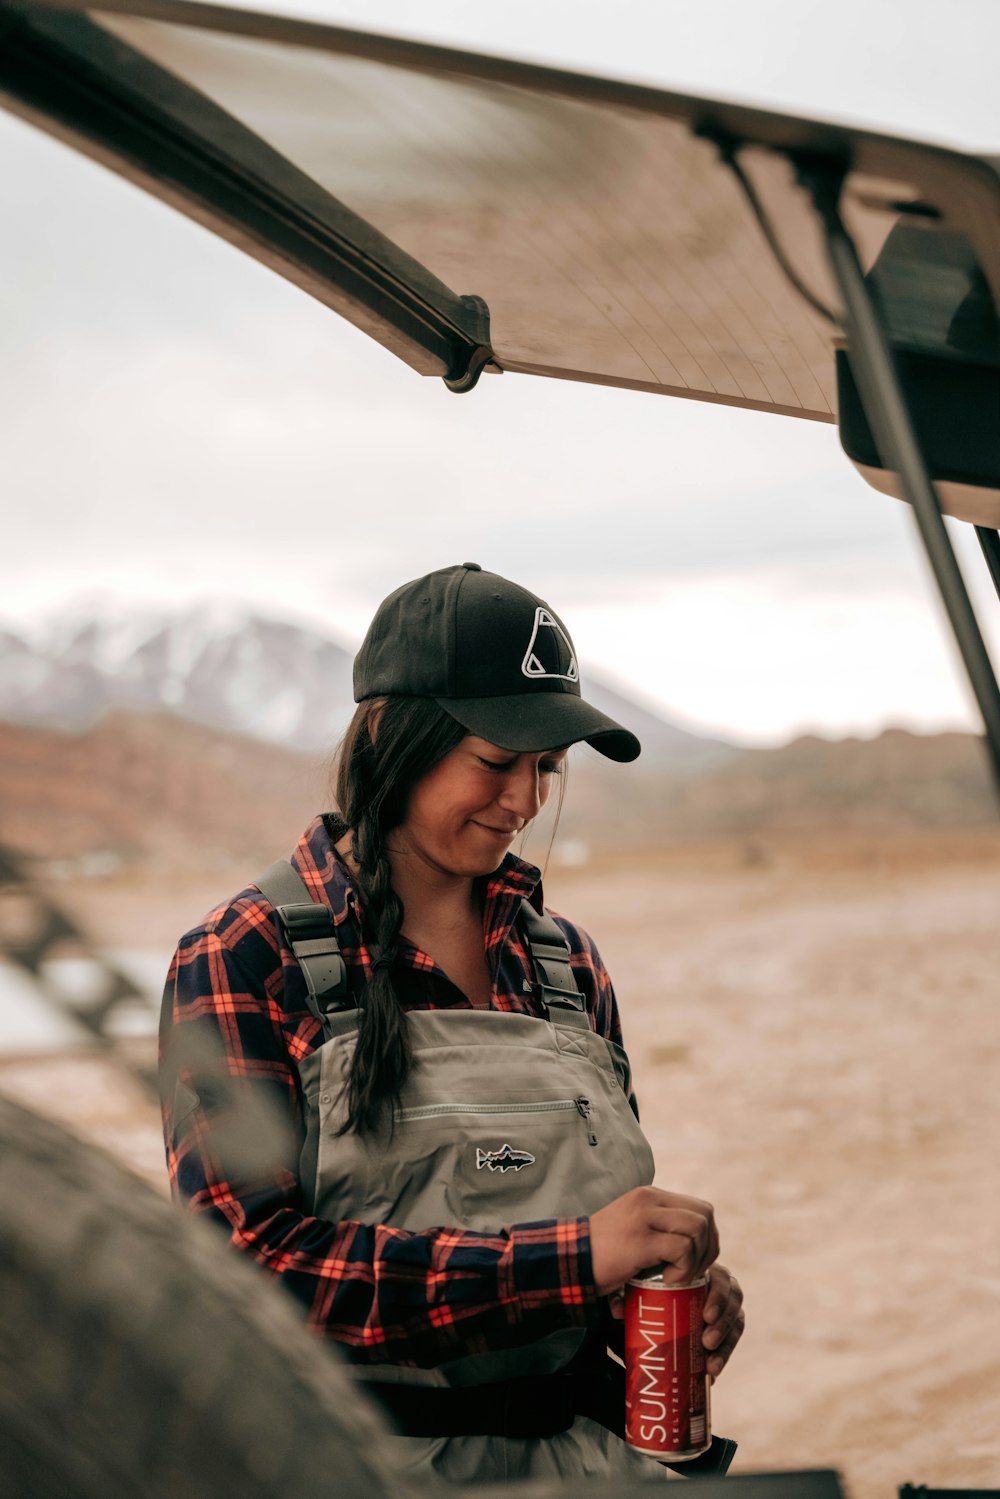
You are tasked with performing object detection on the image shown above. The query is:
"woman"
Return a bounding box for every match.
[161,563,744,1484]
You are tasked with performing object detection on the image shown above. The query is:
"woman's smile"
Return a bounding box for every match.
[390,736,568,879]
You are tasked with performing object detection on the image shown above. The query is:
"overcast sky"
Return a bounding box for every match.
[2,0,1000,745]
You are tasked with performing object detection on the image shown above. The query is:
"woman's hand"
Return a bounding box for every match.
[591,1189,744,1381]
[701,1261,745,1381]
[589,1185,719,1295]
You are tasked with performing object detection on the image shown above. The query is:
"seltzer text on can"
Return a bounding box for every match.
[624,1271,711,1461]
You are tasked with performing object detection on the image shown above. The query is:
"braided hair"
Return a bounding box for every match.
[333,696,465,1135]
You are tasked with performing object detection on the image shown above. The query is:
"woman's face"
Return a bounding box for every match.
[390,734,568,880]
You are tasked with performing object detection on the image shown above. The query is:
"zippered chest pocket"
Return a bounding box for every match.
[346,1089,642,1235]
[399,1096,598,1147]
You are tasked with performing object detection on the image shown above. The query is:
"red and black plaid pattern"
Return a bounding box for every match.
[161,815,627,1367]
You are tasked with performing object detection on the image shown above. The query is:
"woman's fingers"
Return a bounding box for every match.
[643,1233,708,1283]
[590,1186,720,1296]
[707,1313,745,1381]
[701,1263,745,1380]
[702,1262,740,1330]
[646,1206,720,1271]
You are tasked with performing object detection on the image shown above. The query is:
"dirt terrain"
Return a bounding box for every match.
[2,830,998,1499]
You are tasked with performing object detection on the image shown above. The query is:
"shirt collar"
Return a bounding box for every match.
[290,813,357,926]
[290,813,545,942]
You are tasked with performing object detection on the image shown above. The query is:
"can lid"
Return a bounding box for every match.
[627,1271,708,1290]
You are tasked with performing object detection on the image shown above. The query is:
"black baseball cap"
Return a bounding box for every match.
[353,563,640,763]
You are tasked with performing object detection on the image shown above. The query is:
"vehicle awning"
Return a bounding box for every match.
[3,0,999,431]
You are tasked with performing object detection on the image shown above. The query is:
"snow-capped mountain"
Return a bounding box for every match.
[0,603,734,766]
[1,604,356,750]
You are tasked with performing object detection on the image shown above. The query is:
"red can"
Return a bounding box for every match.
[624,1271,711,1461]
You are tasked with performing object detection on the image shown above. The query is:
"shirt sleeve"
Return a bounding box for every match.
[161,912,598,1367]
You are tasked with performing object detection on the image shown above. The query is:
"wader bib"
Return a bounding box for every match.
[257,860,665,1483]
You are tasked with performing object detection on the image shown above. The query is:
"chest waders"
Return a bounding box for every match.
[256,861,736,1482]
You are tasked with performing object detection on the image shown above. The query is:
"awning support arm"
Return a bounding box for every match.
[976,528,1000,605]
[795,157,1000,797]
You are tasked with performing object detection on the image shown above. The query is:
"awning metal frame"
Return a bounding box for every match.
[801,158,1000,793]
[0,0,494,385]
[705,136,1000,794]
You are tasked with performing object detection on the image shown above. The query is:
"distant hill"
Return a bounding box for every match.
[660,728,996,837]
[0,710,993,894]
[0,603,734,771]
[0,712,325,879]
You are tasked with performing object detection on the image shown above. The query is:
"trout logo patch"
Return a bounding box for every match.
[475,1143,536,1173]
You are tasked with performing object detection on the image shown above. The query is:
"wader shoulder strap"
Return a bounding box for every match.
[254,859,349,1024]
[518,900,591,1031]
[254,866,583,1030]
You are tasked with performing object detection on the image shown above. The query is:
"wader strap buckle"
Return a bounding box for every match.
[518,900,590,1030]
[254,859,349,1025]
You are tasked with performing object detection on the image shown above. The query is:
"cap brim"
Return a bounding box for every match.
[436,692,641,763]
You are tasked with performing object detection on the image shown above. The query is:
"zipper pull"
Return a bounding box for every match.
[575,1096,598,1146]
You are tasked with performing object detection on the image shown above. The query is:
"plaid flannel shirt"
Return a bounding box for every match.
[161,814,631,1369]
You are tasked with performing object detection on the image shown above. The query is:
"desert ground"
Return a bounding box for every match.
[2,829,998,1499]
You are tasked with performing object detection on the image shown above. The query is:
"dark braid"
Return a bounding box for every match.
[333,697,464,1135]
